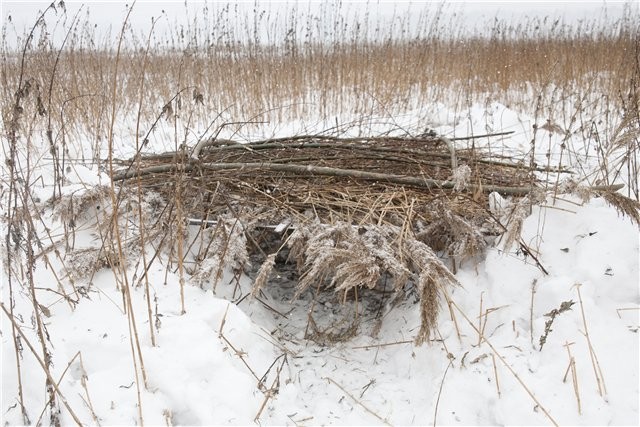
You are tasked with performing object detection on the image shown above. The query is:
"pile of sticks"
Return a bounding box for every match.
[112,134,537,226]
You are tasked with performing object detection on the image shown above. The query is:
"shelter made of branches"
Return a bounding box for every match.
[112,134,540,343]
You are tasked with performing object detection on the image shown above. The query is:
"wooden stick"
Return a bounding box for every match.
[450,130,515,141]
[324,377,391,426]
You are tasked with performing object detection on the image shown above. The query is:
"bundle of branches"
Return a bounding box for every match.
[110,134,545,343]
[114,134,537,224]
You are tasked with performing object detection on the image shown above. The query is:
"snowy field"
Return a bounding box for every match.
[2,100,638,426]
[1,2,639,426]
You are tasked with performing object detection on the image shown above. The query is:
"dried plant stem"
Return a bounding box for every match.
[324,377,391,426]
[77,352,100,425]
[563,341,581,415]
[219,333,260,382]
[21,144,60,425]
[351,340,414,350]
[574,284,607,397]
[449,298,559,426]
[135,17,159,347]
[477,292,484,346]
[176,187,186,314]
[107,5,146,425]
[0,303,83,426]
[35,351,82,425]
[530,279,538,346]
[433,360,453,427]
[218,299,260,382]
[441,287,462,342]
[4,7,59,423]
[491,353,501,399]
[6,254,28,424]
[254,355,287,422]
[479,306,507,345]
[6,290,28,423]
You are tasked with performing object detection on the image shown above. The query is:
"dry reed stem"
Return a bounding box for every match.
[433,360,454,427]
[77,352,100,425]
[324,377,391,426]
[351,340,414,350]
[105,8,147,424]
[219,333,261,383]
[0,303,83,426]
[563,341,582,415]
[530,278,538,346]
[574,284,607,398]
[448,299,559,426]
[478,305,508,345]
[477,292,485,346]
[442,286,462,343]
[491,353,502,399]
[176,188,186,314]
[134,18,159,348]
[218,303,230,338]
[254,354,287,422]
[35,351,85,425]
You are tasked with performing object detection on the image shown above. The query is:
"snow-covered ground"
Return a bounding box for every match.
[1,100,638,426]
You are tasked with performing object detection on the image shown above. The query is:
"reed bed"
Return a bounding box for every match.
[2,2,638,142]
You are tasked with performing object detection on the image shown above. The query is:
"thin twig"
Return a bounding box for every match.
[433,360,453,427]
[0,303,83,426]
[351,340,414,350]
[574,284,607,397]
[448,298,559,426]
[324,376,391,426]
[491,353,501,399]
[563,341,581,415]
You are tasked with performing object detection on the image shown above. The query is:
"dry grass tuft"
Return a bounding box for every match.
[415,199,487,261]
[286,220,459,344]
[598,191,640,226]
[190,215,249,290]
[564,180,640,226]
[50,185,111,228]
[251,253,276,298]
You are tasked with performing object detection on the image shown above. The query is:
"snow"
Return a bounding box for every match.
[1,97,639,426]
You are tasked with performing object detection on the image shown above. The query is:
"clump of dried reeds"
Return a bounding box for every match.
[284,220,458,344]
[50,185,111,227]
[415,199,487,262]
[561,179,640,226]
[190,214,249,290]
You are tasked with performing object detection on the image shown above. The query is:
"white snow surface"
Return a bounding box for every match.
[1,102,639,426]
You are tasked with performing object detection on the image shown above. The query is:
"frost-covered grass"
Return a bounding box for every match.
[1,2,639,426]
